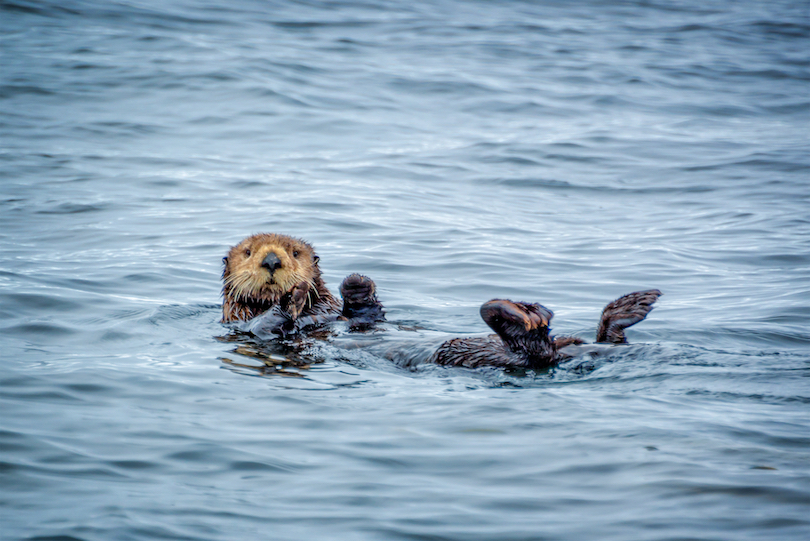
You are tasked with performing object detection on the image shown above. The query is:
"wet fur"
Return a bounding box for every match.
[430,290,662,370]
[221,233,339,323]
[220,235,658,370]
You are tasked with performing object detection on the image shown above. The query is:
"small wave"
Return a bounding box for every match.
[0,84,54,98]
[0,1,79,17]
[751,20,810,39]
[146,303,220,324]
[35,202,109,215]
[486,177,574,188]
[2,322,78,337]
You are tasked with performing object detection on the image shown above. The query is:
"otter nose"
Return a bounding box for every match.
[261,253,282,273]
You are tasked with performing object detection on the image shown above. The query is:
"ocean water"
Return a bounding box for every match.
[2,0,809,539]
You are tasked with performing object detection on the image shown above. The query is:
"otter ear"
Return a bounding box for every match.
[312,255,320,265]
[221,256,230,279]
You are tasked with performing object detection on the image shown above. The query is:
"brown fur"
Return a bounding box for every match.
[596,289,662,344]
[221,233,340,324]
[430,290,661,370]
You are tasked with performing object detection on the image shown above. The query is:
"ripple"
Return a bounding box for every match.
[2,322,78,337]
[0,84,54,98]
[35,202,110,215]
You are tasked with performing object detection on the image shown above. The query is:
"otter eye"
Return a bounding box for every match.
[245,249,251,257]
[293,250,300,258]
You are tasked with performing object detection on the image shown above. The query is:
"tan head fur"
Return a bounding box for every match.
[221,233,325,323]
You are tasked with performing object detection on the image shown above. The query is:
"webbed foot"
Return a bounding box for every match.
[596,289,662,344]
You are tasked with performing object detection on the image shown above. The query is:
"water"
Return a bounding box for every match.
[2,0,809,539]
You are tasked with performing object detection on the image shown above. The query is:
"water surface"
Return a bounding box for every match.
[2,1,809,540]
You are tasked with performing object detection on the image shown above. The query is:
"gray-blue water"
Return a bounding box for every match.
[2,1,810,539]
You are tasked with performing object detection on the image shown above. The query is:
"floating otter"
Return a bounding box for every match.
[428,290,661,369]
[221,233,384,335]
[220,234,659,371]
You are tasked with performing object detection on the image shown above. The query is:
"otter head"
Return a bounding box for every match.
[480,299,555,360]
[221,233,322,323]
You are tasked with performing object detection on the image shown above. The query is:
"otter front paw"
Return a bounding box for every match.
[283,281,311,321]
[339,273,385,324]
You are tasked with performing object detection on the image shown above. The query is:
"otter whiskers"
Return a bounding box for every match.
[220,233,382,328]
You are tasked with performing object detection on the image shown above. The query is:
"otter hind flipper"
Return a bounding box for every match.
[479,299,553,344]
[596,289,662,344]
[339,273,385,326]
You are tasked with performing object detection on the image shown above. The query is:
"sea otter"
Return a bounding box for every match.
[428,290,661,369]
[221,233,384,335]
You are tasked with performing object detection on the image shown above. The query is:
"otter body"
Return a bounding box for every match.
[220,234,659,371]
[429,290,661,370]
[221,233,383,335]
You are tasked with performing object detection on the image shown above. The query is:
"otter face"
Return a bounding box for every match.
[222,233,320,319]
